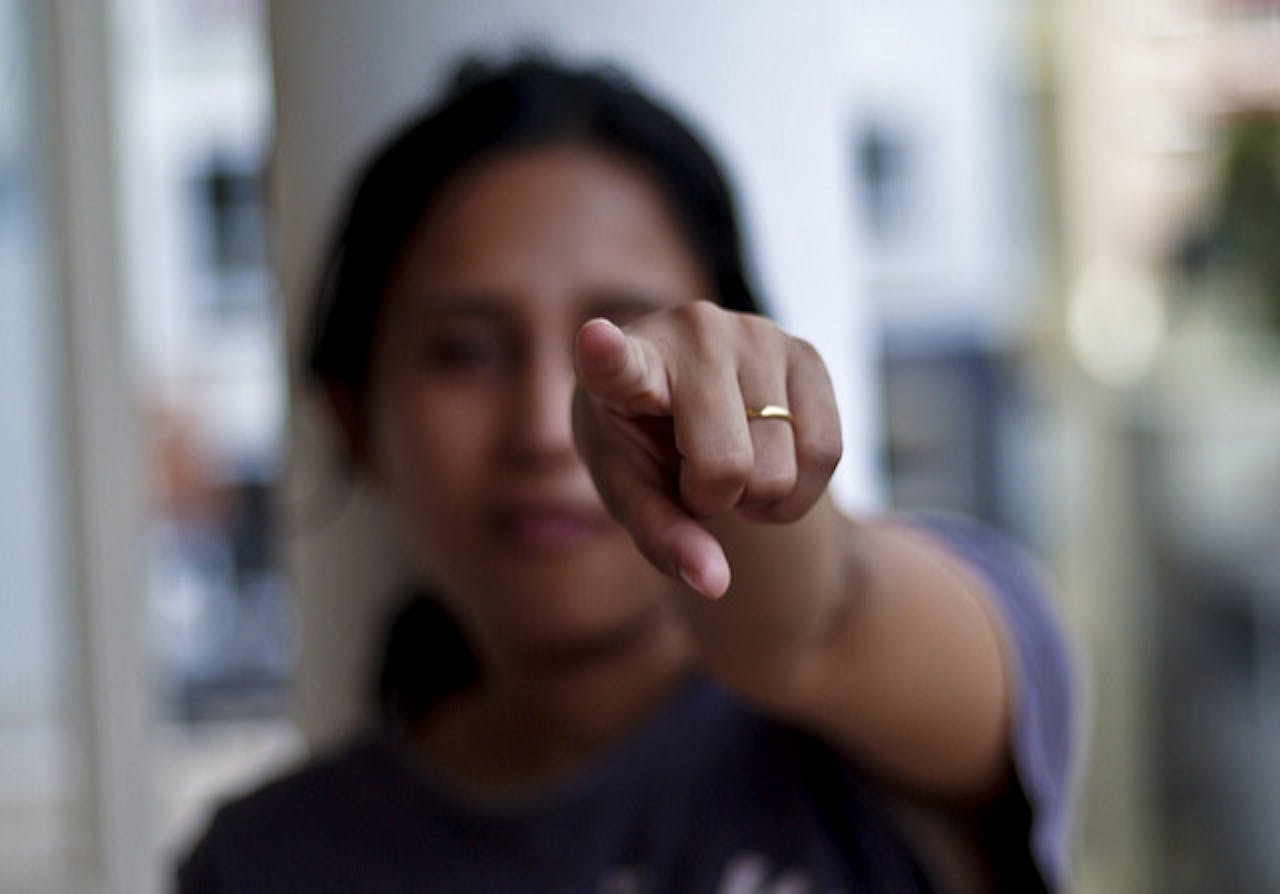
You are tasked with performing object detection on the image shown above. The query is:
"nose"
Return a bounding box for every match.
[503,338,579,468]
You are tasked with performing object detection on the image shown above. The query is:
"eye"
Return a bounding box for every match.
[418,328,507,375]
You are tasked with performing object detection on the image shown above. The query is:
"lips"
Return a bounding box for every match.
[491,499,614,551]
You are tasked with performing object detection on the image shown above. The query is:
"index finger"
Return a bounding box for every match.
[574,318,671,417]
[590,442,731,599]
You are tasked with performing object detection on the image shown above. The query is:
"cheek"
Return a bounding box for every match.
[370,380,501,523]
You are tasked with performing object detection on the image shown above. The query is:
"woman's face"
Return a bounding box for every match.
[366,146,710,661]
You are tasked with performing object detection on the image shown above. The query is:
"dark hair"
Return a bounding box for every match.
[306,54,764,406]
[304,55,766,723]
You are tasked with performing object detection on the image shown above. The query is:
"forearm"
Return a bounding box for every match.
[688,507,1012,801]
[683,494,846,694]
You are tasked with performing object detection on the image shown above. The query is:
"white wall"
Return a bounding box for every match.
[269,0,879,744]
[844,0,1043,344]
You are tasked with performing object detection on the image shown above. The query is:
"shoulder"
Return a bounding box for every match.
[906,515,1078,789]
[216,737,385,825]
[175,737,394,893]
[899,513,1080,892]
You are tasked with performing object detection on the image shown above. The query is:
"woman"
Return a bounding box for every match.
[178,57,1074,893]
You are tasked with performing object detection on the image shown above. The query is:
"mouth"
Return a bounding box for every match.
[491,500,615,551]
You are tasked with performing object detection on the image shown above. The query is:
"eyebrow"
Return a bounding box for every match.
[581,289,674,321]
[402,293,509,321]
[403,289,676,323]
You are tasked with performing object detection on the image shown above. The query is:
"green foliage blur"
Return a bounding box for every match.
[1189,115,1280,335]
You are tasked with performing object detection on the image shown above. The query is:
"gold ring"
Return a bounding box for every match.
[746,404,793,424]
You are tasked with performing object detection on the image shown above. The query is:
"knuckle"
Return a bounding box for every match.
[800,430,843,476]
[674,301,727,350]
[745,314,783,346]
[765,498,810,524]
[686,445,753,497]
[707,446,755,487]
[683,298,722,326]
[750,452,797,500]
[748,471,795,504]
[790,335,822,363]
[722,311,784,362]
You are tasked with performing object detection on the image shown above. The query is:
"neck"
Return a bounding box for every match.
[415,602,695,794]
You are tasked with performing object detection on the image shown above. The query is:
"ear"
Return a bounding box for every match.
[321,382,368,472]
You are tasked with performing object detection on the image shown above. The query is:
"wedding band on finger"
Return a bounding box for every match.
[745,404,794,425]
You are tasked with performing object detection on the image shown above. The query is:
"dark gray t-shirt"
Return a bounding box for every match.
[178,517,1074,893]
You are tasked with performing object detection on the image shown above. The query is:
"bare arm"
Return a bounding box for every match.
[697,502,1011,800]
[572,303,1012,802]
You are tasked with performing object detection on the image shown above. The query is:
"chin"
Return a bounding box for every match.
[479,556,673,660]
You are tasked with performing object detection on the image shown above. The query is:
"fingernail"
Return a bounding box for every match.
[583,317,620,338]
[679,566,706,597]
[680,565,726,600]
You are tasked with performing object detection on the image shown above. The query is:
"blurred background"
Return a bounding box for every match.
[3,0,1280,891]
